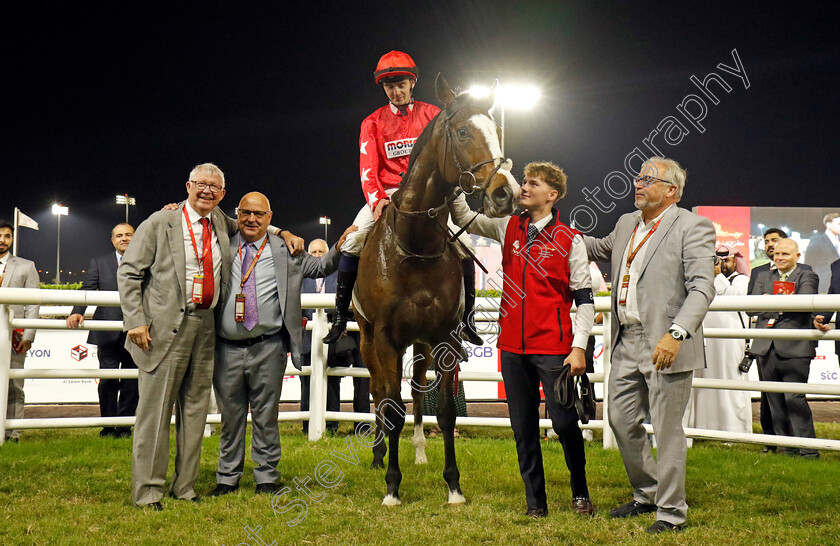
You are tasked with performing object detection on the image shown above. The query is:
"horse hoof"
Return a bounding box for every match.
[447,490,466,505]
[382,494,402,506]
[370,461,384,470]
[414,453,428,465]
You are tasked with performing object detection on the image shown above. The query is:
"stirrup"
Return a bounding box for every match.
[322,320,347,344]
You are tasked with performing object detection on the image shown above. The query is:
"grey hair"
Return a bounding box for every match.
[646,156,686,199]
[188,162,225,188]
[308,238,328,251]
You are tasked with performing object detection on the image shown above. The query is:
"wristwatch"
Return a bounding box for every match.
[669,328,686,341]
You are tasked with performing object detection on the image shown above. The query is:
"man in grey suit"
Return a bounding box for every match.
[750,238,820,458]
[119,163,238,509]
[0,221,40,443]
[804,213,840,293]
[67,223,138,439]
[583,157,715,533]
[207,193,350,496]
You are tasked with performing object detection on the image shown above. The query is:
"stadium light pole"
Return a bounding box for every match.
[468,83,541,156]
[319,216,331,243]
[116,194,136,223]
[51,204,69,283]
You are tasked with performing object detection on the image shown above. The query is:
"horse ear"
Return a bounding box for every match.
[435,73,455,108]
[477,79,498,112]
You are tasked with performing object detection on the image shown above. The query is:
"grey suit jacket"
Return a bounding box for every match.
[118,204,235,372]
[217,233,340,370]
[749,266,819,359]
[583,205,716,373]
[1,255,40,342]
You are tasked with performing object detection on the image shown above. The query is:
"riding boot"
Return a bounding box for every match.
[323,269,357,344]
[460,259,484,346]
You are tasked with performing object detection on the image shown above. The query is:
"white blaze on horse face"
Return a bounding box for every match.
[467,113,519,201]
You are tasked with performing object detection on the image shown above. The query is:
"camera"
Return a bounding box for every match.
[738,348,754,373]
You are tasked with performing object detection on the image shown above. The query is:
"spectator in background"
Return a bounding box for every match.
[813,258,840,372]
[67,223,138,439]
[300,238,370,435]
[689,245,752,434]
[0,220,39,444]
[804,213,840,293]
[747,228,812,450]
[749,239,820,458]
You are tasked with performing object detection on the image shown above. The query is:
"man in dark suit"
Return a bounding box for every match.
[749,238,820,458]
[804,213,840,293]
[747,228,811,447]
[207,195,350,496]
[813,258,840,360]
[0,220,39,444]
[68,223,138,439]
[299,239,370,435]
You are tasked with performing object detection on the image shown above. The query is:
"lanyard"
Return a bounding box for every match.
[625,218,663,269]
[237,237,268,290]
[184,207,212,274]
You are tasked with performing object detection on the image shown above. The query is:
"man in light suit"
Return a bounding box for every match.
[207,194,350,496]
[583,157,715,533]
[751,239,820,458]
[67,223,138,439]
[804,213,840,293]
[0,221,40,443]
[118,163,234,509]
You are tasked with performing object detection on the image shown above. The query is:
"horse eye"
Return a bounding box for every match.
[457,127,470,139]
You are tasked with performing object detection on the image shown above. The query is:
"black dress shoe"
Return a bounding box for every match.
[100,428,116,438]
[761,446,777,454]
[525,507,548,518]
[141,502,163,511]
[207,483,239,497]
[255,482,281,495]
[114,427,132,439]
[4,437,19,444]
[609,500,657,518]
[168,491,200,503]
[646,520,684,533]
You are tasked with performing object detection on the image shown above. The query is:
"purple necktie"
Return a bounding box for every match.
[242,242,259,330]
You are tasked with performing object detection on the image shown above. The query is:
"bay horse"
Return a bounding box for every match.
[353,74,519,506]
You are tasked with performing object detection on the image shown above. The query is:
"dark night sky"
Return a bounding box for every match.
[4,1,839,281]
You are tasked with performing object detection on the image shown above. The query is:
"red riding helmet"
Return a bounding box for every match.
[374,50,419,84]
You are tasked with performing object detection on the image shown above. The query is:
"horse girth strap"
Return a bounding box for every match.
[389,204,450,262]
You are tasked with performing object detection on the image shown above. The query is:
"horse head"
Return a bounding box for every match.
[434,74,520,218]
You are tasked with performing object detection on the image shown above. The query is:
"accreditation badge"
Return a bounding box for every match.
[234,294,246,322]
[192,274,204,304]
[618,274,630,306]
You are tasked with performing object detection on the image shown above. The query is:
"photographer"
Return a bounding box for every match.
[689,246,752,433]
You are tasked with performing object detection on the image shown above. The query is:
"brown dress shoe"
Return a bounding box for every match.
[572,497,595,516]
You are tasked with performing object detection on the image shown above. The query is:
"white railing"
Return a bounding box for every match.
[2,287,840,451]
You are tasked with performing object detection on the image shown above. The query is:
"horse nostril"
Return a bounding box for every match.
[492,184,512,205]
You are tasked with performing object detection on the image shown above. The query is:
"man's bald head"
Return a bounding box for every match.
[773,238,800,274]
[237,192,273,242]
[308,239,328,257]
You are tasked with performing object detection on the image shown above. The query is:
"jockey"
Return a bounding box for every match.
[322,50,483,346]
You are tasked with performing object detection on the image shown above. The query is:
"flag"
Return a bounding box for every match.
[16,208,39,230]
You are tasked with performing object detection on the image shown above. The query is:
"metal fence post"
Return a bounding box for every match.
[307,307,329,441]
[601,310,617,449]
[0,305,11,444]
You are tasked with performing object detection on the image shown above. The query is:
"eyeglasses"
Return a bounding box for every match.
[190,180,224,193]
[235,208,269,218]
[633,175,674,188]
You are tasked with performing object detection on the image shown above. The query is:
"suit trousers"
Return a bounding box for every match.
[97,338,139,432]
[755,356,776,438]
[214,334,287,486]
[610,324,693,525]
[759,348,818,456]
[5,349,26,439]
[300,351,341,433]
[500,351,589,509]
[132,310,215,506]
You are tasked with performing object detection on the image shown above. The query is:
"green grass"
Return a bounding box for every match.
[2,424,840,545]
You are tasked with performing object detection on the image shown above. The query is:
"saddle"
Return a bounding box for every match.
[553,365,596,425]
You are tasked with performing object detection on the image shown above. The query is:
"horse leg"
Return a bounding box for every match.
[358,316,386,470]
[377,340,406,506]
[411,343,430,465]
[436,362,465,505]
